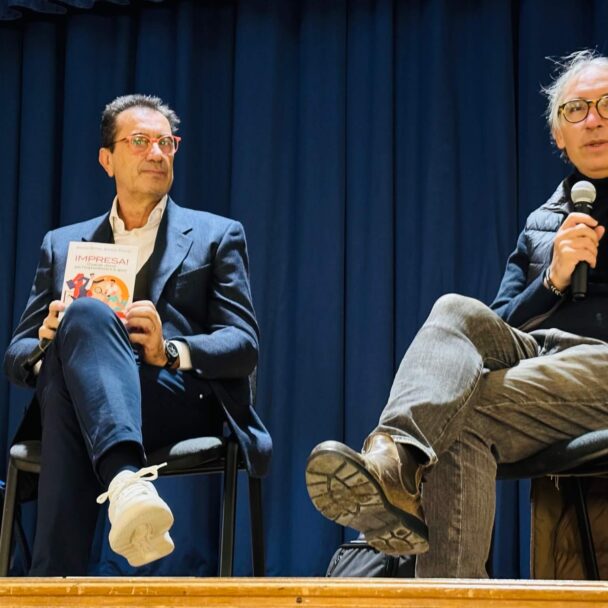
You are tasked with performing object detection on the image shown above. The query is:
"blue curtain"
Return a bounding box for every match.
[1,0,607,578]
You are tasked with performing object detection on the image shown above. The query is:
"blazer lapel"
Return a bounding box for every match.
[149,198,193,305]
[72,202,192,305]
[81,212,113,243]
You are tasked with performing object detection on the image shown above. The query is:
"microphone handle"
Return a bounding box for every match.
[573,201,594,215]
[571,261,589,301]
[23,338,52,371]
[571,201,595,301]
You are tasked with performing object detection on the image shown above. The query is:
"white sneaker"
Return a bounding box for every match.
[97,463,175,567]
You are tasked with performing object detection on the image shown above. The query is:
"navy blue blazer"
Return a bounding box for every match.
[4,198,272,478]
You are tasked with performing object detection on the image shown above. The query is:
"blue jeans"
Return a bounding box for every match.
[30,298,221,575]
[374,294,608,577]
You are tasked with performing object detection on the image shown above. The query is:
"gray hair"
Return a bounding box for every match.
[100,94,180,150]
[542,49,608,135]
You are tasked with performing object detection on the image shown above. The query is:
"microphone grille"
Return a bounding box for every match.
[571,180,597,205]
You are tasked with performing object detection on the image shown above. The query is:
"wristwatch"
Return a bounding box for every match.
[164,340,180,369]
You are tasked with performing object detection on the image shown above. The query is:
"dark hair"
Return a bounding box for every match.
[100,94,180,150]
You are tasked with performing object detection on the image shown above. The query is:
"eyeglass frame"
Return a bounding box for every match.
[111,133,182,155]
[558,94,608,124]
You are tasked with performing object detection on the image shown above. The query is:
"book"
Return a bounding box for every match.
[61,242,139,319]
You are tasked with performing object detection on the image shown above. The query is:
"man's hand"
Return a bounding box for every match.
[39,300,66,342]
[124,300,168,367]
[549,212,605,292]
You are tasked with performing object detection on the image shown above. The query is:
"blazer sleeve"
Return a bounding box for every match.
[4,231,56,388]
[178,220,259,379]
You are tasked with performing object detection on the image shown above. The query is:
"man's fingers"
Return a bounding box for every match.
[125,316,157,335]
[127,299,154,307]
[38,326,56,341]
[561,245,598,267]
[561,212,599,230]
[37,301,63,341]
[125,300,155,314]
[125,302,162,342]
[557,224,602,246]
[44,316,58,330]
[127,332,147,345]
[48,300,66,314]
[565,238,600,254]
[125,306,159,324]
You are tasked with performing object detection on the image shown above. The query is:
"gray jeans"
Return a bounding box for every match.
[373,294,608,578]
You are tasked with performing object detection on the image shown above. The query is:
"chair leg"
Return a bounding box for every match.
[0,459,19,576]
[566,478,600,580]
[248,476,265,576]
[219,440,238,576]
[13,509,31,574]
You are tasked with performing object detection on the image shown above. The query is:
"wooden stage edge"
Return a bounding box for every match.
[1,578,608,607]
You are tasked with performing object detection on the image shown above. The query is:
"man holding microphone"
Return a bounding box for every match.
[307,49,608,578]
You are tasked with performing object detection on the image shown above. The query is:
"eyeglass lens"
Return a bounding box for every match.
[129,135,178,154]
[562,96,608,123]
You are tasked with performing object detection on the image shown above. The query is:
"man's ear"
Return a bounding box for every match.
[553,126,566,151]
[98,147,114,177]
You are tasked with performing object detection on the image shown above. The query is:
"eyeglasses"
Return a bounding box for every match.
[558,95,608,123]
[112,133,182,155]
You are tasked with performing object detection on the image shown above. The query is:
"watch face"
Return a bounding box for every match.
[165,341,179,362]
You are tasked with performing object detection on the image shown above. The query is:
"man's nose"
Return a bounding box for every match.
[585,103,604,126]
[146,141,164,159]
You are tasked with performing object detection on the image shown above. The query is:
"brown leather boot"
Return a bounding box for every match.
[305,432,428,556]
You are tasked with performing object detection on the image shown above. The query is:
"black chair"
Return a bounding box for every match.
[0,433,265,576]
[497,429,608,580]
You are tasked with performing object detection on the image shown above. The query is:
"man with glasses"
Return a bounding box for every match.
[4,94,270,575]
[306,49,608,577]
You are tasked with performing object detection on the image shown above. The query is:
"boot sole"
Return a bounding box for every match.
[305,442,429,556]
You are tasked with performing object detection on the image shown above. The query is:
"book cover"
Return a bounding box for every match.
[61,242,139,319]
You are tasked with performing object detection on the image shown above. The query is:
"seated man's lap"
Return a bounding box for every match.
[138,365,224,453]
[470,334,608,463]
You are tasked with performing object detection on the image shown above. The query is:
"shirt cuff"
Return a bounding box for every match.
[171,340,193,371]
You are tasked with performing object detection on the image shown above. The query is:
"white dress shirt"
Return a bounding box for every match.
[110,195,192,370]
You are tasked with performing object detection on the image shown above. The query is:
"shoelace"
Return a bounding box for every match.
[96,462,167,504]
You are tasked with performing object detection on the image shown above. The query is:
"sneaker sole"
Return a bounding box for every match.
[121,529,175,568]
[109,501,175,566]
[305,443,429,556]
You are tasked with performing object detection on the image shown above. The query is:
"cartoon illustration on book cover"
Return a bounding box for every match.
[62,242,138,319]
[64,272,131,318]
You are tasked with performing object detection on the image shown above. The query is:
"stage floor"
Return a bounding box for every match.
[0,577,607,607]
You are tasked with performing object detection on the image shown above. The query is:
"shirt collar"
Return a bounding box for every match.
[110,195,168,235]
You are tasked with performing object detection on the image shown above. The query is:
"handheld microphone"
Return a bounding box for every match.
[570,180,597,301]
[22,338,51,371]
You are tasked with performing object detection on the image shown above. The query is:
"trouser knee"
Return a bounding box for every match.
[428,293,498,338]
[60,297,117,333]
